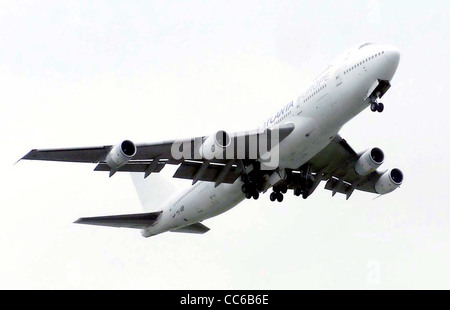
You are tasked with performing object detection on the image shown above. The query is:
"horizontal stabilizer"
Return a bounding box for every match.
[171,222,210,234]
[74,211,162,229]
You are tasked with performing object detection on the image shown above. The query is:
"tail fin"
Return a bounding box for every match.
[130,172,179,212]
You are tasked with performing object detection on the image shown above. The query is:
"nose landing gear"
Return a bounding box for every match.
[370,100,384,113]
[369,92,384,113]
[367,80,391,113]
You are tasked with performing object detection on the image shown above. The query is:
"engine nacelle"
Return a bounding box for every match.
[199,130,231,160]
[105,140,137,170]
[375,168,404,195]
[355,147,384,176]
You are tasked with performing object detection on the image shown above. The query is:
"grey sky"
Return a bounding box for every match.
[1,0,450,289]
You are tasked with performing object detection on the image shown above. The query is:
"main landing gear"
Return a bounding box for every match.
[269,184,287,202]
[240,165,315,203]
[268,180,310,202]
[293,187,309,200]
[241,173,264,200]
[242,182,261,200]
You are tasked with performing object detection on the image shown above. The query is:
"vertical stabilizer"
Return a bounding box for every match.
[130,172,179,212]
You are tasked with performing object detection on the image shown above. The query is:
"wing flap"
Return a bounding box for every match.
[74,211,162,229]
[94,162,166,173]
[324,177,353,195]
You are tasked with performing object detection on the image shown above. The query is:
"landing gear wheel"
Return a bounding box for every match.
[270,192,277,202]
[370,102,378,112]
[302,192,308,199]
[276,192,284,202]
[377,102,384,113]
[294,188,302,197]
[280,184,288,194]
[256,182,264,192]
[245,192,252,199]
[252,191,259,200]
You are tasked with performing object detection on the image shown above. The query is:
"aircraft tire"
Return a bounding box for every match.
[277,193,284,202]
[371,102,378,112]
[377,102,384,113]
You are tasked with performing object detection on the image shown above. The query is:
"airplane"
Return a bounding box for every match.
[20,42,404,237]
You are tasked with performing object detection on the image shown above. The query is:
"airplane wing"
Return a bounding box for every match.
[301,135,389,199]
[21,123,295,186]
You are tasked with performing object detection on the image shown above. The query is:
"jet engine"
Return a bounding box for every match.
[105,140,137,170]
[355,147,384,176]
[375,168,404,195]
[199,130,231,160]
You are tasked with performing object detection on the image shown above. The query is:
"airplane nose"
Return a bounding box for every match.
[385,46,401,69]
[378,45,400,81]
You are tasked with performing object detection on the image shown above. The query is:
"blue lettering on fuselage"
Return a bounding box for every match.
[261,69,330,129]
[263,101,294,128]
[303,71,330,99]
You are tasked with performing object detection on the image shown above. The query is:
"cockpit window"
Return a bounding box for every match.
[359,42,373,49]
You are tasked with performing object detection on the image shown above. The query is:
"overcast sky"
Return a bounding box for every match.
[1,0,450,289]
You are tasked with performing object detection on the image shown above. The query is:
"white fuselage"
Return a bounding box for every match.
[142,43,400,237]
